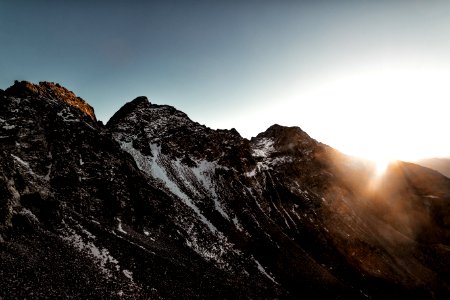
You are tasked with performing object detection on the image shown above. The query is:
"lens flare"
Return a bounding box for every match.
[373,158,391,177]
[276,64,450,163]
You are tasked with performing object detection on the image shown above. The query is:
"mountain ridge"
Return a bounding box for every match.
[4,80,96,121]
[416,157,450,178]
[1,80,449,299]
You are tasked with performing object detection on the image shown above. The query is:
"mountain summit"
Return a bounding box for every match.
[1,81,449,299]
[4,80,96,121]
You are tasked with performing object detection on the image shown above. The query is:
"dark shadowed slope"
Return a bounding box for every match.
[1,81,449,299]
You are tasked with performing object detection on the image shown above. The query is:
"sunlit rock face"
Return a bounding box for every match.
[1,81,449,299]
[4,80,96,121]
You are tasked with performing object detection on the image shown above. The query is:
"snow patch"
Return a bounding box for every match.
[245,168,256,177]
[119,141,219,234]
[183,228,233,267]
[57,109,79,122]
[116,135,242,269]
[232,216,244,232]
[117,219,127,234]
[63,228,120,277]
[252,138,274,158]
[122,269,134,282]
[11,154,35,175]
[252,257,278,284]
[11,154,30,168]
[191,160,230,220]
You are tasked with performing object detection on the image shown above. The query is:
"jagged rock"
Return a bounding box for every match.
[4,80,96,121]
[0,80,449,299]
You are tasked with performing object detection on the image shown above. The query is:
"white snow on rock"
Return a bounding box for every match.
[119,140,219,234]
[191,159,230,220]
[116,218,127,234]
[252,256,278,284]
[11,154,34,174]
[57,108,79,122]
[116,136,240,269]
[232,216,244,232]
[122,269,134,282]
[245,168,256,177]
[63,228,120,277]
[182,228,235,268]
[252,138,274,158]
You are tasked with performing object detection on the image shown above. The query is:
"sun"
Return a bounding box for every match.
[282,62,450,165]
[372,157,393,177]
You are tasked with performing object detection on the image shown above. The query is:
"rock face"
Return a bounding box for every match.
[0,81,449,299]
[4,80,96,121]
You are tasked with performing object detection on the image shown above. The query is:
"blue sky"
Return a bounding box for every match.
[1,0,450,160]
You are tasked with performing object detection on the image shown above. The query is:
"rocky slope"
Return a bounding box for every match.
[0,81,449,299]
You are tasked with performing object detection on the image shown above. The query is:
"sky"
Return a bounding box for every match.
[1,0,450,162]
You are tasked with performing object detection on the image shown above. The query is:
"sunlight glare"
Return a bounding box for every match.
[282,62,450,162]
[372,157,392,177]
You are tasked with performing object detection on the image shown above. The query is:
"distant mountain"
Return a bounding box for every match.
[1,81,449,299]
[417,158,450,178]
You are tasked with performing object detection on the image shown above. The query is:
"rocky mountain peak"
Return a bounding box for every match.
[255,124,310,140]
[4,80,96,121]
[252,124,318,156]
[107,96,252,169]
[106,96,150,127]
[106,96,192,129]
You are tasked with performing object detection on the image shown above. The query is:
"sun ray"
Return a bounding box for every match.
[374,159,390,177]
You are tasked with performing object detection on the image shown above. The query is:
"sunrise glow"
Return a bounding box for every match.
[2,1,449,164]
[281,63,450,164]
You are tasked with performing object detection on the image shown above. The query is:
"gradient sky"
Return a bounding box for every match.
[1,0,450,161]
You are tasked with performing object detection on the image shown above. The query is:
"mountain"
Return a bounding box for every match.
[417,158,450,178]
[1,81,449,299]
